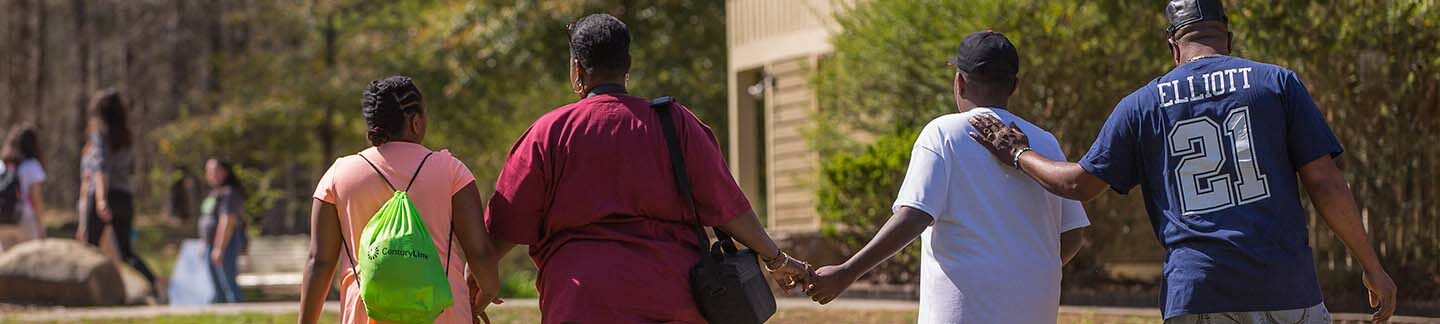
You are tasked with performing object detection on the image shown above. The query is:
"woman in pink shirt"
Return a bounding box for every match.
[485,14,811,323]
[299,76,501,324]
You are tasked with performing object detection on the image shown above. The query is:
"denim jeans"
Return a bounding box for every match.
[206,233,246,303]
[1165,303,1331,324]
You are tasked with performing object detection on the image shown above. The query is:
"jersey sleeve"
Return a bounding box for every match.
[1281,70,1343,167]
[1079,95,1145,194]
[676,105,753,227]
[891,123,949,220]
[313,158,342,204]
[485,125,551,245]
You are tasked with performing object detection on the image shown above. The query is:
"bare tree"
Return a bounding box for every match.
[33,0,46,124]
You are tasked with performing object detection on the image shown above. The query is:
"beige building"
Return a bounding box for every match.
[726,0,843,236]
[726,2,916,296]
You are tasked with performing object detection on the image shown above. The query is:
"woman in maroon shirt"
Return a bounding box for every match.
[484,14,811,323]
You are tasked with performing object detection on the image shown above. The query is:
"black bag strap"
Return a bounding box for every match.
[651,97,741,257]
[340,151,456,293]
[336,197,364,290]
[358,154,398,192]
[404,153,434,192]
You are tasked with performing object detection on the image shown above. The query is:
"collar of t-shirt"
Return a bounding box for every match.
[585,83,628,98]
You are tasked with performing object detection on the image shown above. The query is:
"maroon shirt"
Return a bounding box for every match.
[485,93,751,324]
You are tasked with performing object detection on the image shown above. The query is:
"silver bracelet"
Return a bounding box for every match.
[763,251,789,271]
[1011,147,1033,169]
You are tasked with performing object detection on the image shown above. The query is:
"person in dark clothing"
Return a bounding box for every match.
[199,158,247,303]
[967,1,1395,322]
[484,14,811,323]
[77,88,158,290]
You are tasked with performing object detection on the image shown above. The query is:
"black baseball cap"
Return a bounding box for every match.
[1166,0,1228,37]
[949,30,1019,81]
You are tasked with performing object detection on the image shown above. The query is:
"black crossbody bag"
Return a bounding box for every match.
[650,96,777,324]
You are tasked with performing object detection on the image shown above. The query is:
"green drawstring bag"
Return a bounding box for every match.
[340,152,455,323]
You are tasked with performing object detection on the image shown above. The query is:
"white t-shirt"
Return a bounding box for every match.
[894,108,1090,324]
[10,159,45,216]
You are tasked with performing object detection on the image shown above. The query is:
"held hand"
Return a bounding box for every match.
[467,272,503,324]
[967,114,1031,167]
[803,265,857,305]
[1363,267,1397,323]
[763,252,812,294]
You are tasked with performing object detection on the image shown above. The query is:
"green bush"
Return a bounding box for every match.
[499,270,540,299]
[817,129,918,284]
[498,248,541,299]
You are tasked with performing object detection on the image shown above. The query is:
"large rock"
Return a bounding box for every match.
[0,239,127,306]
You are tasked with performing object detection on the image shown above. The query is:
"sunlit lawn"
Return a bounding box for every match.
[3,308,1159,324]
[0,313,332,324]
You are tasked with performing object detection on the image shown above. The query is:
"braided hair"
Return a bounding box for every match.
[361,76,425,146]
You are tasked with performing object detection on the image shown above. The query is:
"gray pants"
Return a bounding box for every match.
[1165,303,1331,324]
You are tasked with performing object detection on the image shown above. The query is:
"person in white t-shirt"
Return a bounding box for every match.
[803,31,1089,324]
[1,125,47,247]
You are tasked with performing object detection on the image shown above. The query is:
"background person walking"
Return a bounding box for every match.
[77,89,159,292]
[0,124,47,251]
[198,158,248,303]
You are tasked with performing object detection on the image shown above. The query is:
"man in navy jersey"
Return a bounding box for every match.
[968,0,1397,323]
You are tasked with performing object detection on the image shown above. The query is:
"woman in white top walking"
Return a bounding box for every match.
[0,124,47,249]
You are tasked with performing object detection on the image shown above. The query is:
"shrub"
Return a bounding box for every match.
[817,129,919,284]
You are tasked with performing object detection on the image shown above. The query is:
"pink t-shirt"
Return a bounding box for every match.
[314,142,477,324]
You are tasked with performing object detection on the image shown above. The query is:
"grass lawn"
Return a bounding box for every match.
[3,308,1160,324]
[1,313,335,324]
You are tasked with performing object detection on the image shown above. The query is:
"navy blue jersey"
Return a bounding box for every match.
[1079,56,1341,318]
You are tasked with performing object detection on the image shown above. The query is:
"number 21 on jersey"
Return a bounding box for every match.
[1168,107,1271,215]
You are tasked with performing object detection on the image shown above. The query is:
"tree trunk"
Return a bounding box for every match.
[33,0,45,124]
[169,0,187,118]
[320,11,337,162]
[206,0,225,112]
[5,0,31,126]
[73,0,88,139]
